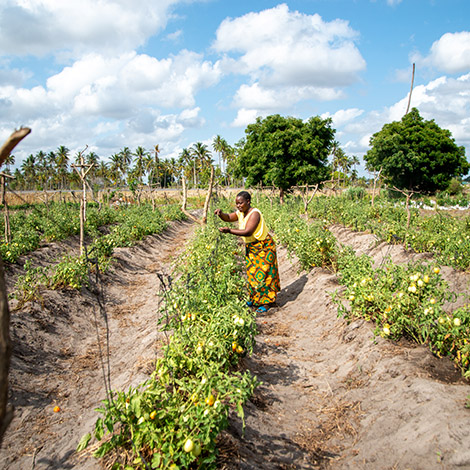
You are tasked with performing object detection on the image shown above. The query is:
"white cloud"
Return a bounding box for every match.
[322,108,364,127]
[214,4,365,88]
[166,30,183,42]
[0,0,181,58]
[413,31,470,74]
[0,47,220,164]
[1,50,221,120]
[233,83,343,111]
[231,108,261,128]
[214,4,365,121]
[429,32,470,74]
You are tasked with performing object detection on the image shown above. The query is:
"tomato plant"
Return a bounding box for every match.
[79,212,259,469]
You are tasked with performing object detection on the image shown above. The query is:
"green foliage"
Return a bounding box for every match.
[51,255,89,289]
[0,202,122,263]
[333,250,470,377]
[306,193,470,271]
[446,177,464,196]
[9,203,185,304]
[246,195,469,378]
[343,186,367,200]
[255,196,338,271]
[365,108,469,192]
[235,114,334,193]
[10,259,48,308]
[80,215,259,469]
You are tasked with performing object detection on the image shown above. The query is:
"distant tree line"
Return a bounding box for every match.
[4,137,240,192]
[4,108,466,197]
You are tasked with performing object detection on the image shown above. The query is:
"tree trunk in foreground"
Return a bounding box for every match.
[0,257,12,447]
[0,127,31,445]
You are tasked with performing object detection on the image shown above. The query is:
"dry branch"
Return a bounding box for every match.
[0,127,31,167]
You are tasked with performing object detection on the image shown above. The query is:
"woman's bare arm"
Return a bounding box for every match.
[214,208,238,223]
[219,211,260,236]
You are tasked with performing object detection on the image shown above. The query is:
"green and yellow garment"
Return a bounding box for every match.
[236,208,280,306]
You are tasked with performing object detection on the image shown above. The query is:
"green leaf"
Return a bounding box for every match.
[76,433,91,452]
[94,418,104,441]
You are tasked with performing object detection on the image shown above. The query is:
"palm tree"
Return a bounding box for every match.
[35,150,48,190]
[168,157,179,187]
[86,151,99,166]
[133,146,148,183]
[179,148,192,187]
[212,135,227,172]
[21,154,37,189]
[96,161,110,187]
[153,145,161,187]
[190,142,212,188]
[350,155,360,183]
[3,154,15,170]
[46,151,57,188]
[55,145,70,189]
[12,168,24,190]
[224,142,237,186]
[119,147,133,179]
[108,153,124,186]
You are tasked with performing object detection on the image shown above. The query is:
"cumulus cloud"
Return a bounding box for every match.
[231,108,261,128]
[322,108,364,127]
[213,4,366,125]
[0,0,181,58]
[233,83,343,112]
[0,48,220,162]
[412,31,470,74]
[214,4,365,88]
[1,50,221,120]
[429,32,470,73]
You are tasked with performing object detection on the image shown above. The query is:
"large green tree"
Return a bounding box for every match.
[236,114,335,199]
[364,108,469,193]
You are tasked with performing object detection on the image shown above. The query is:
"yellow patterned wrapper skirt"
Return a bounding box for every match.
[245,233,280,306]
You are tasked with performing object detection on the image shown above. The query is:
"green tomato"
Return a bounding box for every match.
[191,443,202,457]
[184,438,194,453]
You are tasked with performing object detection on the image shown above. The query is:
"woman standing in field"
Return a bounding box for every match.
[214,191,280,313]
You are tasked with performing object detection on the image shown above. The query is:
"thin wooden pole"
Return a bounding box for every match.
[72,147,93,256]
[405,63,415,115]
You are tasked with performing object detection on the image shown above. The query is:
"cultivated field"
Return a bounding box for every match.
[1,193,469,469]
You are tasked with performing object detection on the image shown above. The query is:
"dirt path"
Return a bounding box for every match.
[1,219,196,470]
[1,221,470,470]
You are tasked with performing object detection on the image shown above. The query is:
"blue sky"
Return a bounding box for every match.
[1,0,469,177]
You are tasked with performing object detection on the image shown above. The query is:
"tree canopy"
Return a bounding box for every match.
[235,114,335,196]
[364,108,469,193]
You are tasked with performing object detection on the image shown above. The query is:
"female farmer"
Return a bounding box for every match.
[214,191,280,313]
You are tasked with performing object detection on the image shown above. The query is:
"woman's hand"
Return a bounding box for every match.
[214,208,222,217]
[218,226,231,234]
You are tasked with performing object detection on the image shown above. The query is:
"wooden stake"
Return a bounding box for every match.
[71,147,93,256]
[0,173,14,243]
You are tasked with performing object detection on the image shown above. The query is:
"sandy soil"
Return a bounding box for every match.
[1,220,470,470]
